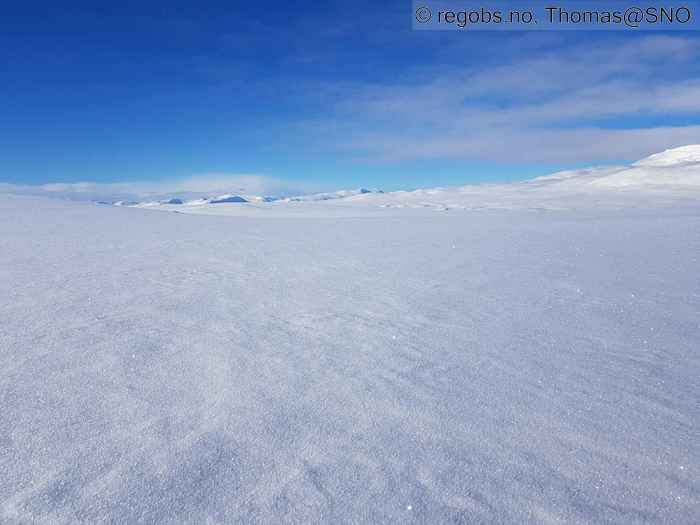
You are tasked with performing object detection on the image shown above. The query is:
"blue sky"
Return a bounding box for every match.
[2,0,700,197]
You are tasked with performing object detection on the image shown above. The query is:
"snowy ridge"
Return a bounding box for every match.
[633,144,700,167]
[282,188,381,202]
[543,145,700,189]
[103,188,384,209]
[342,145,700,210]
[99,146,700,215]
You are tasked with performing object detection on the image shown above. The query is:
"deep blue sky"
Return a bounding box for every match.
[2,1,700,196]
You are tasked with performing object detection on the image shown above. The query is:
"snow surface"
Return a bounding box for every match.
[1,148,700,524]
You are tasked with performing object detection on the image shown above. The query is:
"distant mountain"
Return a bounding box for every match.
[100,146,700,213]
[104,188,384,208]
[283,188,382,202]
[209,195,248,204]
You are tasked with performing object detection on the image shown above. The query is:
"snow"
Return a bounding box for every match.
[283,188,380,202]
[113,146,700,216]
[107,190,383,209]
[1,148,699,523]
[208,195,248,204]
[538,144,700,190]
[633,145,700,167]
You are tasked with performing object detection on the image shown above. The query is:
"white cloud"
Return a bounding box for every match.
[344,126,700,164]
[0,174,313,201]
[303,35,700,164]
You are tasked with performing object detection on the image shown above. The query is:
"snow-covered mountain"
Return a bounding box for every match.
[282,188,381,202]
[633,144,700,167]
[107,188,384,208]
[100,146,700,213]
[346,145,700,211]
[539,145,700,189]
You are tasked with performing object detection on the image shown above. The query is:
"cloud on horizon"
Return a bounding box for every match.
[0,174,314,202]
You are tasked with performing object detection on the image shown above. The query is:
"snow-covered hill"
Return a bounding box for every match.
[282,188,381,202]
[108,146,700,215]
[342,145,700,211]
[633,144,700,167]
[108,188,384,209]
[545,145,700,189]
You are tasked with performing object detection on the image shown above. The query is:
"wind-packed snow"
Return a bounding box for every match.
[1,148,700,524]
